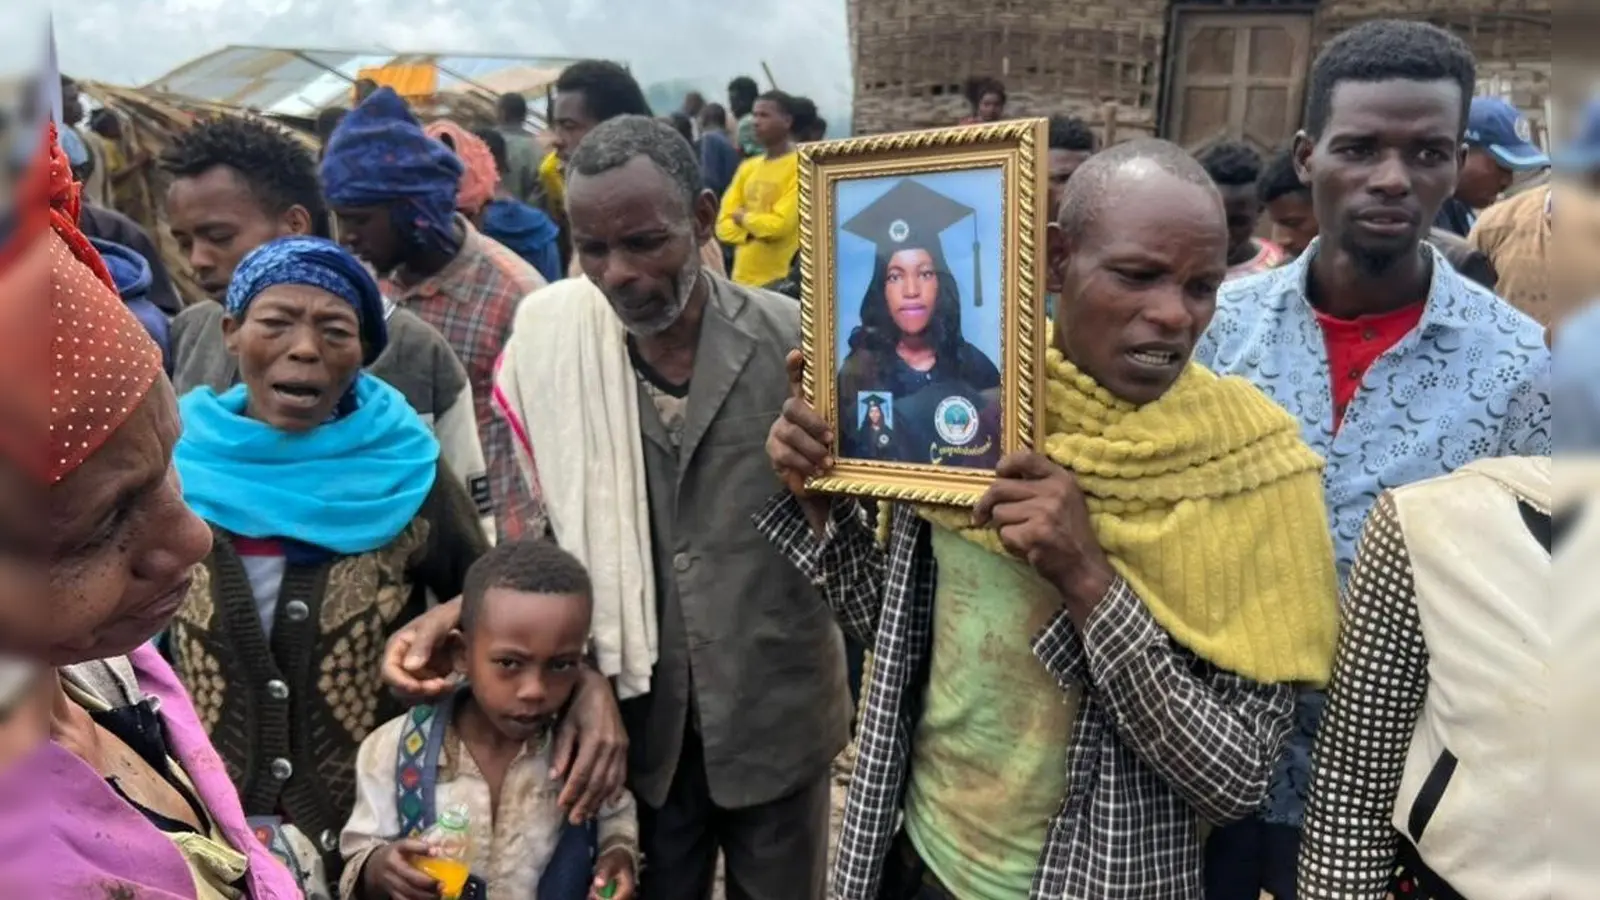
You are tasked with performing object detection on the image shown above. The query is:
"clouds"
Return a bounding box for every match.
[41,0,853,125]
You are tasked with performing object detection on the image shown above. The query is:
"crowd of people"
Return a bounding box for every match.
[0,13,1581,900]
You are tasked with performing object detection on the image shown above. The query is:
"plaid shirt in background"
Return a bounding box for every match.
[385,218,547,541]
[754,494,1296,900]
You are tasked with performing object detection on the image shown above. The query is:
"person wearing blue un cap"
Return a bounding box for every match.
[1435,97,1550,237]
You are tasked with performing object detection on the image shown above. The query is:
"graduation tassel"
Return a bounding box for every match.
[971,217,983,307]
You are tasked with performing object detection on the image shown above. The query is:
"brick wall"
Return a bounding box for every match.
[849,0,1168,136]
[850,0,1552,140]
[1315,0,1553,143]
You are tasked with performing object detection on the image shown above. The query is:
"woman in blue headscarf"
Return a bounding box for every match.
[166,236,488,891]
[319,86,466,275]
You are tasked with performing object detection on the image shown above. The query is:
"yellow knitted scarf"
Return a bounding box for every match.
[915,348,1339,685]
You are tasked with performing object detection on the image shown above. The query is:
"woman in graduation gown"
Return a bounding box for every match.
[835,177,1002,468]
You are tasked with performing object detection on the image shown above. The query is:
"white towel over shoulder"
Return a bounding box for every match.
[493,278,656,699]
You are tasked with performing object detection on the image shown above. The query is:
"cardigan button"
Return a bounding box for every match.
[283,600,310,623]
[266,679,289,701]
[270,758,294,780]
[319,829,338,852]
[672,553,692,573]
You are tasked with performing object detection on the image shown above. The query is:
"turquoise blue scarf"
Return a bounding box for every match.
[175,374,440,555]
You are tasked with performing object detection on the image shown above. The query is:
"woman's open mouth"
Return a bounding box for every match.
[271,382,325,410]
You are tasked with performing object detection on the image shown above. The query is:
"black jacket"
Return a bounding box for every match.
[78,203,184,313]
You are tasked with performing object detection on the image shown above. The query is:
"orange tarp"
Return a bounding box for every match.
[355,63,438,99]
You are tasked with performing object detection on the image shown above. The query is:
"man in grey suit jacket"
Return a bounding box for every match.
[382,115,849,899]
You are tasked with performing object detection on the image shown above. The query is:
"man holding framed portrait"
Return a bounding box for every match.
[758,136,1341,899]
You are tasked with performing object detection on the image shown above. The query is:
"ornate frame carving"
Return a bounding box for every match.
[798,118,1048,507]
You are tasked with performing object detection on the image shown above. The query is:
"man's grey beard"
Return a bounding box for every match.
[619,262,704,338]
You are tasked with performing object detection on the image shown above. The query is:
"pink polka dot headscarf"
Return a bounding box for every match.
[0,124,163,484]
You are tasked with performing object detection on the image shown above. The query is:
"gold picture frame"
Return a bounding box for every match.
[798,118,1048,507]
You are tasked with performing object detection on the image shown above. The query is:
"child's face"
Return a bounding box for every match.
[454,588,591,743]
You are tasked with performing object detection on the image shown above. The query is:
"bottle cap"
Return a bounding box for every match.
[438,803,471,830]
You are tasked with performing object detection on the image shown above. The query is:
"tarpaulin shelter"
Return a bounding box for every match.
[77,45,613,306]
[142,45,596,124]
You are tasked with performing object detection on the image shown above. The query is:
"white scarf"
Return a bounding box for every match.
[493,278,657,699]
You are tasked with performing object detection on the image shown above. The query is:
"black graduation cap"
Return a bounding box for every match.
[840,178,985,307]
[861,392,889,410]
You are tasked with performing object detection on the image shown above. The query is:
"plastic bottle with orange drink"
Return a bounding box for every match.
[413,804,473,900]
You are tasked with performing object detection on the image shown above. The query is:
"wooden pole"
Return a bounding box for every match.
[761,61,779,90]
[1102,101,1119,146]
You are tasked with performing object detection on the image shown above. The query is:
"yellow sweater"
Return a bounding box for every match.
[715,152,800,286]
[539,153,564,211]
[918,348,1340,686]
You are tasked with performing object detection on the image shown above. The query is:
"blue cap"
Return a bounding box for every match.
[1465,97,1548,171]
[1557,97,1600,173]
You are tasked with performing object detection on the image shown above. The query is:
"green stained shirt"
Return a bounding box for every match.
[904,526,1078,898]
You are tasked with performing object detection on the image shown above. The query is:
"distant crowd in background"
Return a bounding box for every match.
[61,57,1579,334]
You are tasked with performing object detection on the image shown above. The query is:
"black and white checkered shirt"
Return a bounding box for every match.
[755,494,1296,899]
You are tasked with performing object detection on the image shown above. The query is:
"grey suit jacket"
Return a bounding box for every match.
[623,275,851,810]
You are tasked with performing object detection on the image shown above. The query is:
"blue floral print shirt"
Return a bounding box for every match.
[1194,238,1551,825]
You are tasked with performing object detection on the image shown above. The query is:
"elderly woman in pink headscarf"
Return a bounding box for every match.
[0,127,303,899]
[426,119,562,282]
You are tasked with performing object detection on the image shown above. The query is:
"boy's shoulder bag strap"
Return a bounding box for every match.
[394,686,464,838]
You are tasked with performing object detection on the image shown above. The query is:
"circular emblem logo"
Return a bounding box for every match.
[1514,114,1532,144]
[934,396,980,446]
[878,432,891,447]
[888,219,910,243]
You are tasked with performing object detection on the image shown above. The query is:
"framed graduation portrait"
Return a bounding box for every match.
[797,119,1049,506]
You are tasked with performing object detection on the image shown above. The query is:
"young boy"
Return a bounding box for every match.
[340,540,639,900]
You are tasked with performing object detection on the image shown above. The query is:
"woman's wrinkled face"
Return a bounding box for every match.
[884,248,940,337]
[0,380,213,665]
[223,284,365,433]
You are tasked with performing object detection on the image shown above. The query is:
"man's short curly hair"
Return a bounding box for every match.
[566,115,705,215]
[1048,116,1098,153]
[965,77,1006,107]
[1196,141,1264,189]
[1257,148,1309,204]
[1304,19,1475,140]
[555,60,653,123]
[461,539,593,636]
[160,115,328,237]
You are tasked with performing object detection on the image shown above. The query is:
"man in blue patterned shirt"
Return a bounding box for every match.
[1194,20,1552,900]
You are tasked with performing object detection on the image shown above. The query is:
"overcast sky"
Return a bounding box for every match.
[10,0,852,119]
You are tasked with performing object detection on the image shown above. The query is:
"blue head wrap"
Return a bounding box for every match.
[319,87,465,259]
[226,236,388,364]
